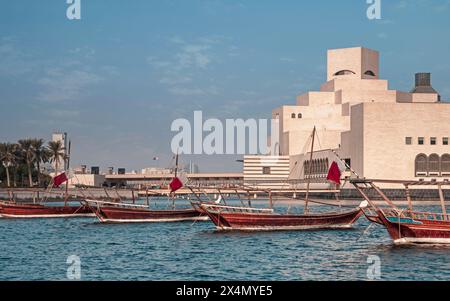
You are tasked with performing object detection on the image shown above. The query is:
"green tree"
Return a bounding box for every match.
[32,139,50,187]
[47,140,65,175]
[0,143,17,187]
[18,139,36,187]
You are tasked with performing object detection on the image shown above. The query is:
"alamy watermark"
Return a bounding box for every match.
[66,0,81,20]
[367,0,382,20]
[366,255,381,280]
[170,111,279,156]
[67,255,81,280]
[64,1,381,22]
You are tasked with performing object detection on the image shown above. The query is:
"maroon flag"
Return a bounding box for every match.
[326,161,342,185]
[53,172,68,188]
[169,177,183,192]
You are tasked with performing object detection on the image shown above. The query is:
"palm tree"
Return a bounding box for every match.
[18,139,36,187]
[32,139,51,187]
[47,140,65,175]
[0,143,17,187]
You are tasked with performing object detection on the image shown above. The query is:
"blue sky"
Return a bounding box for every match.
[1,0,450,172]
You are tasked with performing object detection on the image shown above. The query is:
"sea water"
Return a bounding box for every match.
[0,201,449,281]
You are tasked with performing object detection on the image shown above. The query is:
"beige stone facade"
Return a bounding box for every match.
[254,46,450,187]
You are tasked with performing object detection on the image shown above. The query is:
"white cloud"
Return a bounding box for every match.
[280,57,296,63]
[176,44,212,69]
[47,109,80,118]
[0,38,35,76]
[0,38,113,103]
[433,0,450,12]
[68,46,96,59]
[395,1,408,9]
[37,68,103,102]
[147,36,228,96]
[159,75,192,85]
[168,86,219,96]
[395,0,450,12]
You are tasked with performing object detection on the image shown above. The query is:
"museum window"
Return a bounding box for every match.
[291,113,296,119]
[321,159,326,174]
[298,113,303,119]
[304,160,312,178]
[415,154,428,176]
[334,70,356,76]
[430,137,437,145]
[364,70,376,76]
[320,159,326,174]
[405,137,412,145]
[344,158,351,170]
[418,137,424,145]
[428,154,440,176]
[442,154,450,176]
[312,159,317,175]
[262,167,271,175]
[443,137,449,145]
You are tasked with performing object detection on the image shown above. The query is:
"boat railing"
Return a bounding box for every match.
[201,204,274,214]
[362,207,378,217]
[380,208,450,222]
[85,199,149,209]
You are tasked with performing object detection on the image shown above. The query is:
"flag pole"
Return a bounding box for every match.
[64,140,71,206]
[330,149,360,178]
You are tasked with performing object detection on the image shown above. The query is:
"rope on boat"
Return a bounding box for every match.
[306,198,357,208]
[397,209,405,240]
[355,223,375,242]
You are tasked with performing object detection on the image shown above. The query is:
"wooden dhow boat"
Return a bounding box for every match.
[196,203,363,231]
[0,200,93,219]
[84,199,207,223]
[83,153,208,223]
[0,142,95,219]
[195,127,363,231]
[0,172,93,219]
[351,178,450,245]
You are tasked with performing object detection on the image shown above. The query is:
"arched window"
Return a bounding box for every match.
[415,154,428,176]
[315,159,319,175]
[318,159,322,175]
[312,159,317,175]
[304,160,309,177]
[442,154,450,175]
[428,154,440,176]
[298,113,303,119]
[291,113,296,119]
[364,70,376,76]
[334,70,356,76]
[321,159,327,174]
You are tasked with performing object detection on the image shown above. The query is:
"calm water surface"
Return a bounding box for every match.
[0,201,449,281]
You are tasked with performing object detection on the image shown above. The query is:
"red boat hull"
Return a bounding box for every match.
[378,210,450,244]
[199,205,363,231]
[92,205,208,223]
[0,202,94,218]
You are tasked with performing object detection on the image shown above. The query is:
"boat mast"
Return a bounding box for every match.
[438,184,448,221]
[64,140,71,206]
[172,151,179,209]
[304,126,316,214]
[174,151,179,178]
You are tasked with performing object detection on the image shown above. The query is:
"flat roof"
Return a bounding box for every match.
[105,173,243,180]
